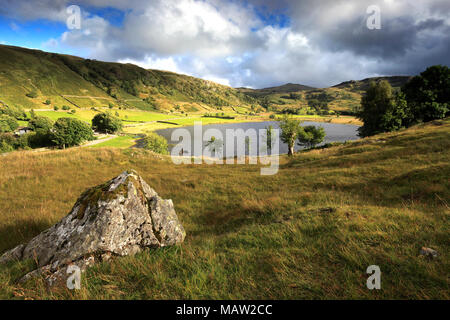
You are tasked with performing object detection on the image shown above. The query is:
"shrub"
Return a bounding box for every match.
[0,115,19,133]
[0,105,28,120]
[26,91,38,98]
[28,116,53,132]
[51,118,94,148]
[92,112,123,133]
[142,132,169,154]
[0,140,13,153]
[54,106,59,111]
[44,99,51,105]
[13,133,33,150]
[28,116,54,147]
[62,105,70,110]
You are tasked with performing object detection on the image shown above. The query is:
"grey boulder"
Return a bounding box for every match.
[0,170,186,285]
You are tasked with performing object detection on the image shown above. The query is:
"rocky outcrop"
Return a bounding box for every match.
[0,170,186,285]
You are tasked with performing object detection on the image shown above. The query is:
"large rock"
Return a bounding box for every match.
[0,170,186,285]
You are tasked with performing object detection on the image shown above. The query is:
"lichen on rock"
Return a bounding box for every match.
[0,170,186,285]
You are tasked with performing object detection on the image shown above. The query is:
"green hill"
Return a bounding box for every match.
[333,76,412,92]
[0,45,257,113]
[0,45,414,119]
[237,76,412,116]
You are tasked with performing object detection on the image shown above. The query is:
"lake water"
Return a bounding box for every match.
[156,121,360,156]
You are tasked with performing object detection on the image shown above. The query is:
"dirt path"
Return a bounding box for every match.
[61,95,114,100]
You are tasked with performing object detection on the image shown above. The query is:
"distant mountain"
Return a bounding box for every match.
[237,83,315,97]
[0,45,256,113]
[333,76,412,92]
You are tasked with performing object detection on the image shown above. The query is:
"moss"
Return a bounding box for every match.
[75,175,134,220]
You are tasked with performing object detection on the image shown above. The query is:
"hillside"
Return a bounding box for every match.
[333,76,412,92]
[237,75,412,116]
[0,119,448,299]
[0,45,415,119]
[0,45,257,113]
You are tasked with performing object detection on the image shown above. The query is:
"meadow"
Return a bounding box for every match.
[0,119,448,299]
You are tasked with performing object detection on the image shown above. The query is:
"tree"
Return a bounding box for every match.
[51,118,94,148]
[28,116,53,132]
[402,65,449,125]
[0,115,19,133]
[142,132,168,154]
[356,80,408,137]
[265,125,275,153]
[298,125,325,149]
[92,112,123,134]
[279,115,301,156]
[28,116,54,147]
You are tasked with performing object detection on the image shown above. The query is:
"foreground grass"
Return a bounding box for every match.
[0,120,448,299]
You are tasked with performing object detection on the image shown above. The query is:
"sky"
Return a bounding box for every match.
[0,0,449,88]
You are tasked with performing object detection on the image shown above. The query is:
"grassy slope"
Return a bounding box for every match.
[0,119,448,299]
[238,76,411,115]
[0,45,256,113]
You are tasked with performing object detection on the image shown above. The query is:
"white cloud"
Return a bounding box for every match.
[118,56,181,73]
[3,0,449,88]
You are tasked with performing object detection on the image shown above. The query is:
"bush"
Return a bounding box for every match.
[142,132,169,154]
[0,115,19,133]
[0,105,28,120]
[28,116,53,132]
[92,112,123,133]
[51,118,94,148]
[0,133,15,153]
[44,99,51,105]
[54,106,59,111]
[0,140,13,153]
[62,105,70,110]
[28,116,54,147]
[26,91,38,99]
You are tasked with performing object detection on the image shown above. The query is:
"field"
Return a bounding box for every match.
[30,109,362,136]
[0,119,448,299]
[89,135,138,149]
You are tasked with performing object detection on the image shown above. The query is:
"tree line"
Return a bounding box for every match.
[0,112,123,152]
[357,65,449,137]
